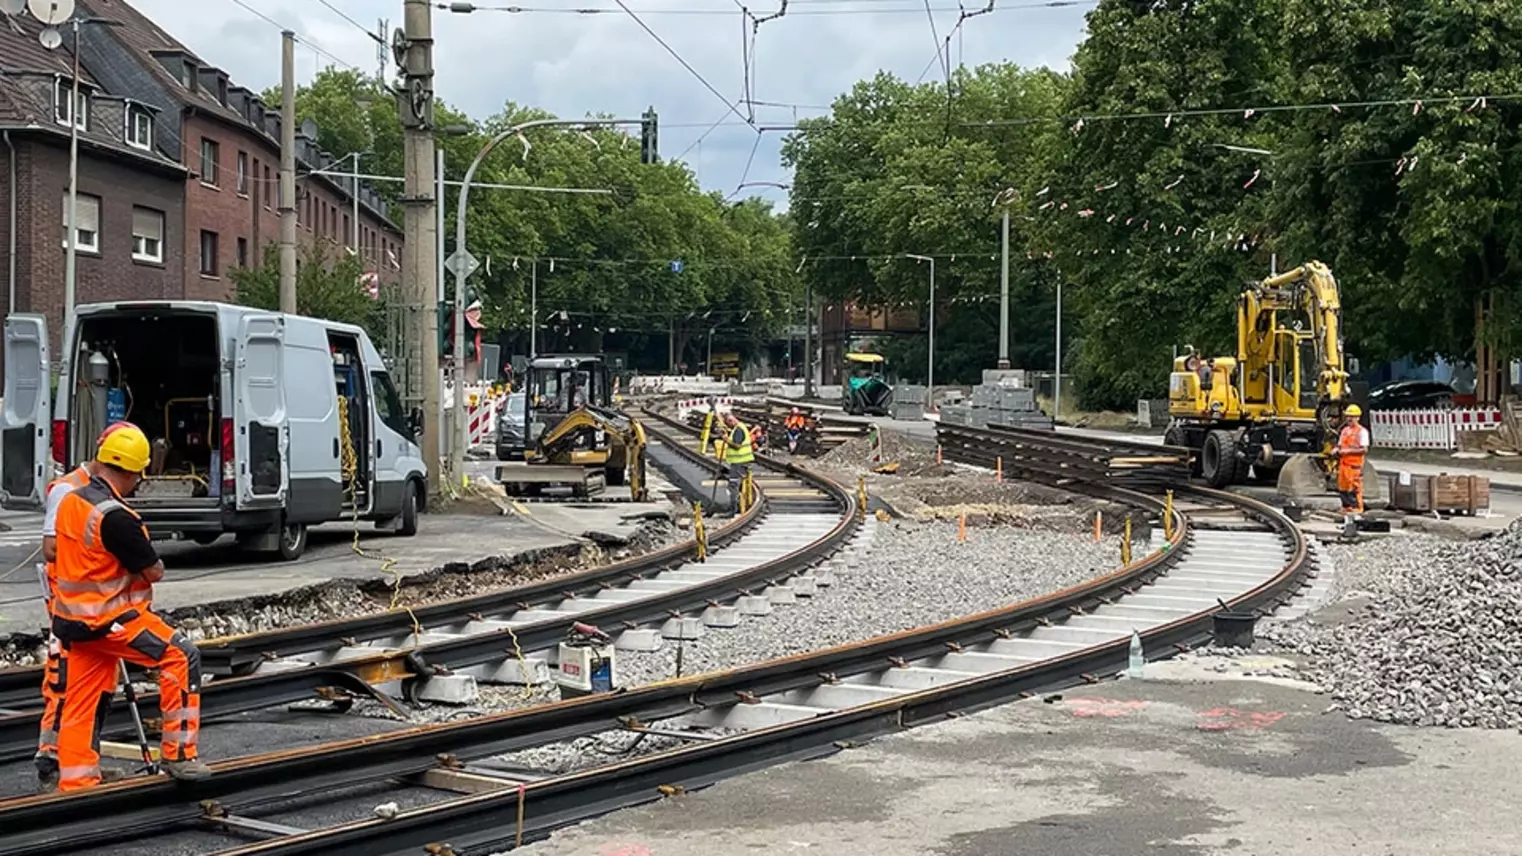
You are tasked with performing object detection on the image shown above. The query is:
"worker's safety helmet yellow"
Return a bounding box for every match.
[96,420,137,447]
[96,424,152,474]
[1344,404,1363,418]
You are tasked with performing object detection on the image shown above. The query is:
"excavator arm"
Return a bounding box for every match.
[534,405,649,501]
[1239,260,1351,438]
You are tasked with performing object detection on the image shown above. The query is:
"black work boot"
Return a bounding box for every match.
[34,757,58,794]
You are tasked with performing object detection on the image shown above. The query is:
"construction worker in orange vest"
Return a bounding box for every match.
[35,421,137,792]
[52,424,211,790]
[1332,404,1370,522]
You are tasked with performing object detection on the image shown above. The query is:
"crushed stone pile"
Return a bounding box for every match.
[1263,521,1522,728]
[816,427,943,475]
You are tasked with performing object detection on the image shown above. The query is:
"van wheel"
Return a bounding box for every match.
[276,523,308,561]
[398,481,420,537]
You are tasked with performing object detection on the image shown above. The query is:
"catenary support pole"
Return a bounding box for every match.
[998,207,1011,369]
[529,258,538,358]
[401,0,441,494]
[802,280,814,399]
[1054,278,1063,422]
[278,31,297,314]
[63,17,82,327]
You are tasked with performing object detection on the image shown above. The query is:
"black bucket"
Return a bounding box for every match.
[1212,610,1257,648]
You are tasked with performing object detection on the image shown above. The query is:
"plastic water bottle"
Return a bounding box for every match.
[1126,629,1145,679]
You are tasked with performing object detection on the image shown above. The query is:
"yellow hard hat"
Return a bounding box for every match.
[1344,404,1363,417]
[96,424,151,474]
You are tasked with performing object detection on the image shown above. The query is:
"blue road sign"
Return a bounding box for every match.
[670,260,684,273]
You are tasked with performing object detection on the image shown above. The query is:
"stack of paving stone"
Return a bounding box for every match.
[938,370,1054,431]
[890,385,927,420]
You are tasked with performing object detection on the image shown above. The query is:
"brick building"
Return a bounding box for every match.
[75,0,404,300]
[0,12,188,360]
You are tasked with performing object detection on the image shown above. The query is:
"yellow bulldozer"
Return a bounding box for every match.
[498,354,648,500]
[1164,260,1377,497]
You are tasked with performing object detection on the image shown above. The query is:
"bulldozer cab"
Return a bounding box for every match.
[525,355,609,446]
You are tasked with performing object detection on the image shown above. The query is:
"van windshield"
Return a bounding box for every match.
[371,371,410,439]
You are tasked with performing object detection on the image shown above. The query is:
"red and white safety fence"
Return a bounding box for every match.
[676,396,735,420]
[1371,407,1505,450]
[444,383,512,449]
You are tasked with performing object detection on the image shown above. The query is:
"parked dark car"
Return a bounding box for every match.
[496,392,528,460]
[1366,380,1457,411]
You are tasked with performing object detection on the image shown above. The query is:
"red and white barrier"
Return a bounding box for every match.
[676,396,734,420]
[1371,407,1504,450]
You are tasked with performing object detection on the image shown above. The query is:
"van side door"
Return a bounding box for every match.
[368,368,415,515]
[0,315,52,510]
[234,313,290,507]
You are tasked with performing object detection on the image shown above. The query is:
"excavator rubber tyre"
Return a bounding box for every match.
[1164,425,1202,477]
[1200,429,1243,488]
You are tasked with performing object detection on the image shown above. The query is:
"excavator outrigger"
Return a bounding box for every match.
[498,354,648,500]
[1164,260,1375,495]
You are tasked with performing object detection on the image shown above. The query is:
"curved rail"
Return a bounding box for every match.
[0,417,857,762]
[0,425,1312,856]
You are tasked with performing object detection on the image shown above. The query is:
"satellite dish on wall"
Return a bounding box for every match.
[300,117,319,139]
[27,0,74,25]
[38,25,62,49]
[0,0,29,17]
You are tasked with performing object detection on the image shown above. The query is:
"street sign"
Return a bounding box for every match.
[445,249,480,280]
[670,259,683,273]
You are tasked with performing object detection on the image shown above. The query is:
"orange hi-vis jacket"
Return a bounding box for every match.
[1335,422,1369,470]
[44,467,92,596]
[51,480,155,631]
[785,414,807,431]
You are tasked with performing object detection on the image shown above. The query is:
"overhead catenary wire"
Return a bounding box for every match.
[222,0,363,72]
[445,0,1091,14]
[314,0,387,44]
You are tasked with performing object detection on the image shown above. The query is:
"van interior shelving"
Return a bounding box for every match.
[67,311,223,507]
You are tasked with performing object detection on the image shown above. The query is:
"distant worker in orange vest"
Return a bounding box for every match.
[1332,404,1370,522]
[52,424,211,790]
[35,421,138,792]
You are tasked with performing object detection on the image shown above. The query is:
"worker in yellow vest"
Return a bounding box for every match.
[713,411,755,510]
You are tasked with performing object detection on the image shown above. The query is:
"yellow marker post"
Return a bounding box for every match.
[1121,516,1133,565]
[1094,511,1103,542]
[1163,490,1175,540]
[856,476,868,521]
[693,502,708,562]
[996,456,1003,483]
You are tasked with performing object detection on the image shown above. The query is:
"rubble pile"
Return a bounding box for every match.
[815,427,942,475]
[1264,522,1522,728]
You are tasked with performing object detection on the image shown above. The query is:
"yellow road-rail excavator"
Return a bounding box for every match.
[497,354,649,500]
[1164,260,1376,496]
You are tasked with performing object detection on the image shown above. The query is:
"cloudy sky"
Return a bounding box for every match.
[127,0,1092,207]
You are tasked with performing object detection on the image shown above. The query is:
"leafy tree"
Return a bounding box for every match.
[1269,0,1522,368]
[231,241,381,335]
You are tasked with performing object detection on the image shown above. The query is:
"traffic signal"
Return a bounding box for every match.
[640,107,658,165]
[438,298,480,361]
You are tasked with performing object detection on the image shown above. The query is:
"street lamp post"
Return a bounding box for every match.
[905,253,936,411]
[449,117,644,486]
[55,17,118,327]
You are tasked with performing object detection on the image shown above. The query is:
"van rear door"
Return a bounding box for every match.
[234,313,290,507]
[0,315,51,511]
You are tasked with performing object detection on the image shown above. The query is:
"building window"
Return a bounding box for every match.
[263,165,272,208]
[131,207,164,263]
[343,213,351,247]
[237,237,248,268]
[199,230,219,276]
[54,78,87,129]
[124,106,153,150]
[199,138,220,187]
[61,192,101,253]
[236,151,249,195]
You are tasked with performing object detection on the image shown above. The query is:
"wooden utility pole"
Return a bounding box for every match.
[400,0,441,493]
[278,31,297,314]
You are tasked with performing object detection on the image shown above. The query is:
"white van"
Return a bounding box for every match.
[0,301,428,560]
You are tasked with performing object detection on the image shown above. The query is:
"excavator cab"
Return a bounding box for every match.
[514,354,648,500]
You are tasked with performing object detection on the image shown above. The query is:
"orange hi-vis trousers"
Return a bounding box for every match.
[56,609,202,791]
[36,636,65,769]
[1337,455,1365,514]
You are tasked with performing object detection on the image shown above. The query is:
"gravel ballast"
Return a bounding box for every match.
[1263,522,1522,728]
[609,517,1120,688]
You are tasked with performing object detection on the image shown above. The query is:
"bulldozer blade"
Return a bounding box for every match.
[1276,454,1330,498]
